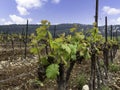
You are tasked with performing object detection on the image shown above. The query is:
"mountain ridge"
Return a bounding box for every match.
[0,24,119,36]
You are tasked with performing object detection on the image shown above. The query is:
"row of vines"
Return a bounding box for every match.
[0,20,119,90]
[30,20,119,90]
[0,0,119,90]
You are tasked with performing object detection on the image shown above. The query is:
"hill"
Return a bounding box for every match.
[0,24,119,36]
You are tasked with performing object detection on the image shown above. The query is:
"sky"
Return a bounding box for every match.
[0,0,120,25]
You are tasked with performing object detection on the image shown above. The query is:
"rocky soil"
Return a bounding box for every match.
[0,49,120,90]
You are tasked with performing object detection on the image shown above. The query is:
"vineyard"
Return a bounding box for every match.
[0,0,120,90]
[0,19,120,90]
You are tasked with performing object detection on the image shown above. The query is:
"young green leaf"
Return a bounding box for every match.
[46,64,59,79]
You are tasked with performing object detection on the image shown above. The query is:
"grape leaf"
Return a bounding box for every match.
[46,64,59,79]
[61,44,71,54]
[30,47,38,54]
[47,31,52,40]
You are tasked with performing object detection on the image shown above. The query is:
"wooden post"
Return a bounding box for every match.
[53,25,56,38]
[25,20,28,59]
[110,25,113,63]
[95,0,99,27]
[110,25,113,40]
[105,16,107,42]
[90,0,99,90]
[116,29,118,41]
[113,32,115,41]
[95,2,101,85]
[104,16,109,71]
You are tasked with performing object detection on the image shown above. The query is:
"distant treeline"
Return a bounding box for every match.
[0,24,119,36]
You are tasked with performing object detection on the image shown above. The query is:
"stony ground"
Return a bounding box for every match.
[106,50,120,90]
[0,49,120,90]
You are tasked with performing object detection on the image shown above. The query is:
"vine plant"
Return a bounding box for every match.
[30,20,91,90]
[30,20,119,90]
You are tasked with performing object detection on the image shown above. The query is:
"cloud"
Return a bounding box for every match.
[15,0,47,15]
[51,0,60,4]
[15,0,60,15]
[17,6,29,15]
[4,21,13,25]
[0,15,32,25]
[9,14,32,24]
[109,17,120,25]
[102,6,120,15]
[0,18,13,25]
[0,18,6,24]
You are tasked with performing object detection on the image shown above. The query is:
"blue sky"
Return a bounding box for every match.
[0,0,120,25]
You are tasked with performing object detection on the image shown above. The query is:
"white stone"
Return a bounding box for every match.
[0,61,7,65]
[0,64,3,69]
[82,85,89,90]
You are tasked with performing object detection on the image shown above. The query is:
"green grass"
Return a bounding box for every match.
[101,85,110,90]
[76,73,87,90]
[109,63,120,72]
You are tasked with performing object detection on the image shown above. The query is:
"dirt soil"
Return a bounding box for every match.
[0,49,120,90]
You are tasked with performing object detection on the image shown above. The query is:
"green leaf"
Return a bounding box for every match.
[69,44,77,54]
[61,44,71,54]
[80,51,84,56]
[36,29,47,40]
[41,57,49,65]
[84,51,91,59]
[66,35,72,41]
[71,55,76,60]
[70,27,76,32]
[68,44,77,60]
[46,64,59,79]
[83,47,91,60]
[61,56,67,65]
[60,33,65,38]
[33,79,44,87]
[55,38,63,43]
[30,47,38,54]
[79,35,85,40]
[47,31,52,40]
[75,32,85,40]
[49,40,59,49]
[31,39,37,45]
